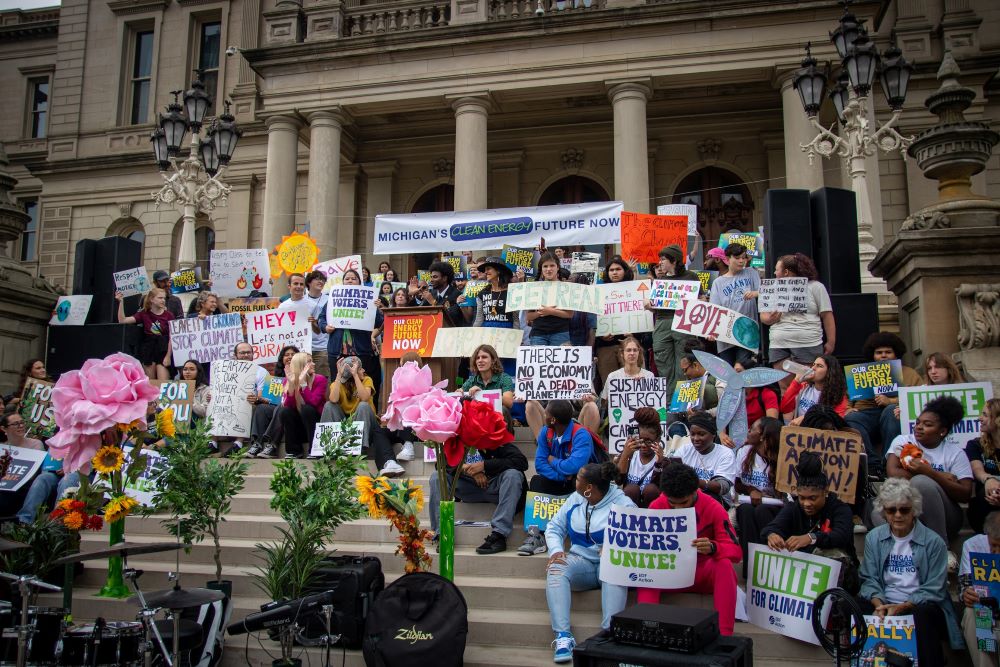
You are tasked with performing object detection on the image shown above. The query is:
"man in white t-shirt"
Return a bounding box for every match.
[302,271,330,378]
[959,511,1000,667]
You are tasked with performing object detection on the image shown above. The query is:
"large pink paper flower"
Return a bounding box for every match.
[46,353,160,472]
[382,361,447,431]
[398,389,462,443]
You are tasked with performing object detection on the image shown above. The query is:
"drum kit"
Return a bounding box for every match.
[0,539,224,667]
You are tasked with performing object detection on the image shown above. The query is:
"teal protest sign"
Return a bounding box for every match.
[669,377,705,412]
[844,360,902,400]
[523,491,570,532]
[599,505,697,589]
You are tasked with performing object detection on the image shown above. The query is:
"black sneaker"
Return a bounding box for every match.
[246,441,263,458]
[475,531,507,555]
[223,445,242,458]
[258,443,277,459]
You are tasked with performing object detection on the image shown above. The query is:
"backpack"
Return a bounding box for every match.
[546,421,609,464]
[362,572,468,667]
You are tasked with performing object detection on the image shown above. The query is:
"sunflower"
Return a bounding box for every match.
[104,495,140,523]
[408,484,424,512]
[355,476,385,518]
[92,445,125,474]
[155,407,176,439]
[63,511,85,530]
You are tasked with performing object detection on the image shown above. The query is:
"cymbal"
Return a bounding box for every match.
[134,587,225,610]
[52,542,182,566]
[0,538,29,553]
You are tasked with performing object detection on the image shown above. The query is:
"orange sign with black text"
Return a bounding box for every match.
[382,312,443,358]
[620,212,688,264]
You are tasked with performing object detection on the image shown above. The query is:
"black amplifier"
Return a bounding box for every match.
[610,604,719,653]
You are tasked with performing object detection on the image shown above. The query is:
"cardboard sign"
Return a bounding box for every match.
[170,268,202,294]
[758,278,809,313]
[113,266,150,297]
[442,254,468,280]
[844,360,903,400]
[382,312,443,358]
[19,378,55,439]
[672,300,760,352]
[852,615,918,667]
[523,491,571,532]
[169,313,245,367]
[312,254,362,290]
[597,281,654,336]
[747,544,840,645]
[506,281,602,315]
[514,346,593,400]
[648,279,700,310]
[970,551,1000,654]
[245,306,313,365]
[599,506,697,589]
[459,280,489,307]
[606,376,671,455]
[210,249,272,297]
[620,212,688,264]
[669,377,705,412]
[310,421,365,458]
[775,426,863,502]
[227,297,282,315]
[694,270,718,293]
[153,380,195,428]
[899,382,993,450]
[50,295,92,326]
[208,359,257,438]
[0,446,47,492]
[502,245,540,280]
[720,231,765,269]
[260,374,285,405]
[430,326,523,359]
[326,285,378,331]
[122,445,167,507]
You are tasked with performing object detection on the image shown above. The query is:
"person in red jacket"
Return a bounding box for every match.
[636,463,742,635]
[779,354,848,425]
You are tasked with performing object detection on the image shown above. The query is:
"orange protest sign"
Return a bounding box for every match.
[620,212,688,264]
[382,312,443,358]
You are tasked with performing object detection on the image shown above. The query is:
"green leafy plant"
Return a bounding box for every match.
[0,510,76,597]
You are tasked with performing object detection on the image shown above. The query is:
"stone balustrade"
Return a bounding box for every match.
[344,0,451,36]
[488,0,603,20]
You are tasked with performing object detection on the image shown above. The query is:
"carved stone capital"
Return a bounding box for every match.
[432,158,454,178]
[956,283,1000,350]
[901,210,951,231]
[560,148,585,170]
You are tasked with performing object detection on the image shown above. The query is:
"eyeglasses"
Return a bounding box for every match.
[5,421,25,428]
[883,506,913,515]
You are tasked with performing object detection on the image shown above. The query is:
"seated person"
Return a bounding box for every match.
[462,344,515,430]
[180,360,212,424]
[859,477,965,665]
[529,400,596,497]
[878,396,973,552]
[965,397,1000,534]
[247,343,296,459]
[544,462,635,663]
[673,411,736,507]
[637,464,741,636]
[277,352,327,459]
[0,410,45,519]
[959,510,1000,667]
[615,407,664,508]
[800,404,870,527]
[679,352,719,414]
[845,332,923,459]
[734,417,784,578]
[427,438,527,556]
[779,354,848,424]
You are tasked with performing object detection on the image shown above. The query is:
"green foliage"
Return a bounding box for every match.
[0,510,76,590]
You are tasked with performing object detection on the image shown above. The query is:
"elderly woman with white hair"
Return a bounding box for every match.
[858,477,964,665]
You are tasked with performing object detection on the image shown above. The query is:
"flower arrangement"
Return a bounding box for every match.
[50,498,103,532]
[356,475,432,573]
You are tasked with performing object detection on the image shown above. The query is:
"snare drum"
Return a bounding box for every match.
[59,622,144,667]
[0,606,66,665]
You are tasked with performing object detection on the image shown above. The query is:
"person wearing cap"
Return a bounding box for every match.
[704,246,729,273]
[647,244,702,389]
[671,411,737,508]
[152,270,186,320]
[708,242,761,367]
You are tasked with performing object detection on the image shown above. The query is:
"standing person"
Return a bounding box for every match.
[300,270,330,379]
[648,244,701,388]
[600,336,654,405]
[389,287,412,308]
[377,282,394,308]
[761,253,835,390]
[383,268,398,283]
[151,270,185,319]
[779,354,848,424]
[377,261,393,276]
[413,260,466,327]
[318,269,384,402]
[277,352,327,459]
[116,288,173,380]
[924,352,964,385]
[734,417,784,575]
[544,462,636,662]
[362,266,373,287]
[704,247,728,273]
[673,411,737,506]
[526,252,572,346]
[189,291,223,318]
[179,360,211,422]
[594,256,637,387]
[615,407,664,507]
[708,242,760,367]
[966,398,1000,534]
[472,257,520,376]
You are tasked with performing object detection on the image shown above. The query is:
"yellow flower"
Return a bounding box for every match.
[92,446,125,474]
[104,495,140,523]
[409,484,424,513]
[356,476,385,518]
[155,408,176,439]
[63,511,84,530]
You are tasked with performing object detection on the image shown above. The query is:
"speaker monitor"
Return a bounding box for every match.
[72,236,144,324]
[72,238,97,295]
[572,635,753,667]
[763,189,812,279]
[830,292,879,365]
[46,323,143,378]
[810,187,861,295]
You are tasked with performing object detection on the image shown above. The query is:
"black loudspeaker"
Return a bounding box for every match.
[72,239,98,294]
[830,292,879,365]
[573,635,753,667]
[763,189,812,279]
[72,236,143,324]
[810,187,860,294]
[46,323,143,377]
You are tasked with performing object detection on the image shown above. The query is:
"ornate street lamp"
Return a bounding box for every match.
[879,42,913,111]
[150,127,170,171]
[829,5,863,60]
[793,43,826,118]
[211,101,242,167]
[159,92,188,157]
[829,72,850,123]
[183,74,212,132]
[843,33,878,97]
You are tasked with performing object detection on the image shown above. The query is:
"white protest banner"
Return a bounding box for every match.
[113,266,150,297]
[648,279,700,310]
[606,376,671,454]
[657,203,698,237]
[313,254,362,290]
[326,285,378,331]
[672,300,761,352]
[0,446,47,493]
[169,313,245,366]
[50,295,92,326]
[746,544,841,645]
[153,380,195,427]
[245,306,313,365]
[374,201,624,254]
[210,249,272,297]
[310,421,365,458]
[900,382,993,449]
[430,327,524,359]
[570,251,600,283]
[122,446,168,507]
[597,281,654,336]
[208,359,257,438]
[599,505,697,589]
[506,281,602,315]
[758,278,809,313]
[515,346,593,400]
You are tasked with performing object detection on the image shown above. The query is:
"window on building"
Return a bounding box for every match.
[129,29,154,125]
[27,78,49,139]
[20,200,38,262]
[195,225,215,275]
[197,21,221,115]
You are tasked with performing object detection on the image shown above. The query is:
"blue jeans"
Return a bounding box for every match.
[529,331,571,347]
[546,551,627,633]
[17,471,81,524]
[428,469,523,537]
[845,405,901,458]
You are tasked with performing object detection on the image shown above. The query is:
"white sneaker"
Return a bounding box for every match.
[397,441,416,462]
[380,460,405,478]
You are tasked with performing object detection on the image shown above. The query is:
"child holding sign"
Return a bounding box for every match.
[117,288,173,381]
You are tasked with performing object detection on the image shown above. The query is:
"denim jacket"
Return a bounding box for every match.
[858,521,963,649]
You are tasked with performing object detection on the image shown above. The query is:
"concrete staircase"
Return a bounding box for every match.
[37,429,876,666]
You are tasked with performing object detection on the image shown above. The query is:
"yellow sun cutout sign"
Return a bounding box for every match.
[271,231,320,279]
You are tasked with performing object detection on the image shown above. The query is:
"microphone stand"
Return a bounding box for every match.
[124,568,172,667]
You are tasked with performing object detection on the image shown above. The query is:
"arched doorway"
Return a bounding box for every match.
[671,166,754,246]
[537,175,610,256]
[409,184,455,276]
[107,217,146,262]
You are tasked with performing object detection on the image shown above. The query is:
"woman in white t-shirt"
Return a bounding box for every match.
[615,407,664,507]
[673,411,736,507]
[734,417,784,575]
[878,395,974,547]
[600,336,654,402]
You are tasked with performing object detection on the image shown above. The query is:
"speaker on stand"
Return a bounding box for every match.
[72,236,143,324]
[810,187,861,295]
[763,189,812,280]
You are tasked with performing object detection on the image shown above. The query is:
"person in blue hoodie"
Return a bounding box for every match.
[544,461,636,663]
[530,400,595,496]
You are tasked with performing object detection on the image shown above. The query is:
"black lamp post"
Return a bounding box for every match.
[878,42,913,111]
[183,74,212,132]
[211,101,243,167]
[794,43,827,118]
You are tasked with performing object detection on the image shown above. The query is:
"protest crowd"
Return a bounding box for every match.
[6,208,1000,667]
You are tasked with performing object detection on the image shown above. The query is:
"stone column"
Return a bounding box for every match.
[362,161,399,258]
[607,80,652,213]
[306,109,349,260]
[338,164,360,257]
[779,74,825,191]
[450,96,490,211]
[262,115,300,258]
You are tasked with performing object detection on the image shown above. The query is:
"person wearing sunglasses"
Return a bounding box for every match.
[859,477,964,665]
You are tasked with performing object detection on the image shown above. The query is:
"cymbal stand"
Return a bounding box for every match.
[124,568,172,667]
[321,604,340,667]
[0,574,62,667]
